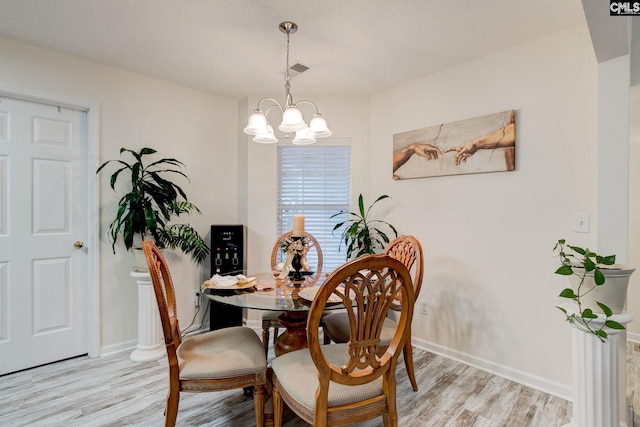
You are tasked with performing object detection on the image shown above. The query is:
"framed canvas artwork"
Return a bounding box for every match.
[392,110,515,180]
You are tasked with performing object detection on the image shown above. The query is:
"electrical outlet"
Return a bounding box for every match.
[573,212,590,233]
[194,290,201,308]
[419,300,429,315]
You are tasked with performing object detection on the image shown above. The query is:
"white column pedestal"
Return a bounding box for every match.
[129,270,165,362]
[563,312,633,427]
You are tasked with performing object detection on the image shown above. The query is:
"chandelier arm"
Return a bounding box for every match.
[293,99,321,115]
[255,97,285,113]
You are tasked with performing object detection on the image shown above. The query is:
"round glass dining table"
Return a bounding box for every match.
[202,272,344,356]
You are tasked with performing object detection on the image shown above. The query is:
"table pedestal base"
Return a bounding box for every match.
[274,311,309,356]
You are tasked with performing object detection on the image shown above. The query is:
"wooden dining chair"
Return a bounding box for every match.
[142,241,267,427]
[271,253,414,427]
[321,235,424,391]
[261,231,323,356]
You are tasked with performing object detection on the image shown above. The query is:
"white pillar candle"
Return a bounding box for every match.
[292,214,305,237]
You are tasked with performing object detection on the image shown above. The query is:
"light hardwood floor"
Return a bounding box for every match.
[2,339,639,426]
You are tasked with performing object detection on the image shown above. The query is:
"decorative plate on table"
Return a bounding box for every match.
[298,287,342,304]
[203,276,257,290]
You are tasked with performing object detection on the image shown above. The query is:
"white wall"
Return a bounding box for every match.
[0,37,239,353]
[369,25,598,397]
[629,85,640,339]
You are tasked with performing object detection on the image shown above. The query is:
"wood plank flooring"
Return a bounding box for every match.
[0,340,579,427]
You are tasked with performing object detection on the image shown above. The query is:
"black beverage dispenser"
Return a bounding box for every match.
[209,224,245,330]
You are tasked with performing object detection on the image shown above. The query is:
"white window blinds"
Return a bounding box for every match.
[277,140,351,273]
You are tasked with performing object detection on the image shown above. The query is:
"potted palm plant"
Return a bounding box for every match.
[553,239,635,341]
[331,193,397,260]
[97,147,209,268]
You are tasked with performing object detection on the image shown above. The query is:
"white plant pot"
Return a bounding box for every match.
[569,265,635,314]
[132,248,149,272]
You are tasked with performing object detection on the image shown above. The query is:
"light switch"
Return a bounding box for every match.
[573,213,590,233]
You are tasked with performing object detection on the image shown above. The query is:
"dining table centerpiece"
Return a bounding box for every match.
[278,215,310,282]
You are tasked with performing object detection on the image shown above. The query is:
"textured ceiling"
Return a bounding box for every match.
[0,0,586,100]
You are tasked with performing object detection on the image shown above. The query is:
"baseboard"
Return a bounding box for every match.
[412,337,572,401]
[100,339,137,358]
[628,331,640,343]
[99,321,211,358]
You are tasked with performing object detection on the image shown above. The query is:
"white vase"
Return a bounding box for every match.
[132,248,149,272]
[569,265,635,314]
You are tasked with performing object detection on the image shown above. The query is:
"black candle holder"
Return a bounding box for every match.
[290,236,304,281]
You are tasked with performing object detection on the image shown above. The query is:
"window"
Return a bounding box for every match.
[277,140,351,273]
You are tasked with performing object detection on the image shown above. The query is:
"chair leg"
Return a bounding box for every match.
[272,326,279,345]
[273,384,283,427]
[322,326,331,345]
[262,324,270,357]
[253,383,265,427]
[403,340,418,391]
[164,389,180,427]
[384,375,398,427]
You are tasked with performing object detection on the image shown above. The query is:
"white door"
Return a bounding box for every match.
[0,96,87,375]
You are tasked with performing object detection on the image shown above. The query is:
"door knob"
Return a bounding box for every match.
[74,241,84,249]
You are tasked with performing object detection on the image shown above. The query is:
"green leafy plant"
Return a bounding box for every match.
[553,239,624,341]
[331,194,398,260]
[96,147,209,264]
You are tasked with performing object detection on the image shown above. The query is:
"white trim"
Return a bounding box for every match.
[100,339,138,358]
[412,337,572,401]
[276,137,352,147]
[0,83,101,358]
[86,103,101,358]
[628,331,640,343]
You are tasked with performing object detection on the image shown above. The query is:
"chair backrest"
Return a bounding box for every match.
[384,235,424,301]
[307,254,414,388]
[143,241,182,360]
[271,231,323,285]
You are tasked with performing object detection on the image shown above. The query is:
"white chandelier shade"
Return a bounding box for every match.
[243,111,269,136]
[243,21,332,144]
[279,106,306,132]
[308,114,332,138]
[252,123,278,144]
[292,127,316,145]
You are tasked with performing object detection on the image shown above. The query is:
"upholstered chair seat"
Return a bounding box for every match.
[272,343,383,410]
[177,327,266,380]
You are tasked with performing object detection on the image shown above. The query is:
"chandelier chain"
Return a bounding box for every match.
[285,31,291,85]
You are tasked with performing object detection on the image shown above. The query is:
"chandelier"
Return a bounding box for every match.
[243,21,332,145]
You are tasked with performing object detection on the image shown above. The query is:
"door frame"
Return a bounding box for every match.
[0,83,100,358]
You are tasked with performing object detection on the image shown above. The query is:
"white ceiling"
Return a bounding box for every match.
[0,0,587,101]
